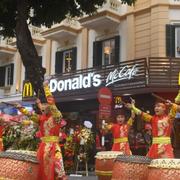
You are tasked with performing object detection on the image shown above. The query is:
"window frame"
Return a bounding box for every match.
[102,38,115,66]
[175,26,180,58]
[63,49,73,73]
[5,65,12,86]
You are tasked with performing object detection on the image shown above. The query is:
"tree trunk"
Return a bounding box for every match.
[15,0,46,100]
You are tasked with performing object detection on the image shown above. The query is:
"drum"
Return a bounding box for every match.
[148,158,180,180]
[112,155,152,180]
[0,150,38,180]
[95,151,123,180]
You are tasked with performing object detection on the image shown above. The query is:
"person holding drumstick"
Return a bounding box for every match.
[126,92,180,159]
[0,118,4,151]
[103,108,135,155]
[16,81,67,180]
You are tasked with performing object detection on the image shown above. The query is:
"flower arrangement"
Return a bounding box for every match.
[3,120,39,151]
[63,122,95,172]
[64,134,75,171]
[77,127,94,152]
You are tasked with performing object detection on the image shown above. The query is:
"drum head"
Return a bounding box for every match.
[0,150,38,163]
[149,158,180,169]
[115,155,152,164]
[95,151,123,159]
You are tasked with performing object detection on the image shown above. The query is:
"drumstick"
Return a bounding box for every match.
[0,117,20,124]
[9,119,21,124]
[1,102,17,107]
[1,102,23,110]
[101,120,105,147]
[151,93,167,103]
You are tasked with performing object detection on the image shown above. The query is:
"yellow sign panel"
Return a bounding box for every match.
[22,81,34,97]
[114,96,121,104]
[179,72,180,85]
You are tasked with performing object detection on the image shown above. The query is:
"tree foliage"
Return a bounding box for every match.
[0,0,136,37]
[0,0,136,98]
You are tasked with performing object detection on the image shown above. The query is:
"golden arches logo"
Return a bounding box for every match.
[23,82,34,97]
[114,96,121,104]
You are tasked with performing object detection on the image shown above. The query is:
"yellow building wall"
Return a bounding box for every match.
[135,11,151,58]
[126,0,170,59]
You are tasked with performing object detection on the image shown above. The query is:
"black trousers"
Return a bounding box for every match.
[173,148,180,158]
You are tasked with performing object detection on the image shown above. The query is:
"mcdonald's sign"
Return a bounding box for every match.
[114,96,122,104]
[114,96,123,109]
[22,81,34,100]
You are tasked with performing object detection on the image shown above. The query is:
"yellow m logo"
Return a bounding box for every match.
[23,82,33,97]
[115,96,121,104]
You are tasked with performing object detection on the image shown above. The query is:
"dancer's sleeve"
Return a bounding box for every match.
[169,103,179,122]
[131,105,152,122]
[175,90,180,104]
[18,107,39,123]
[43,83,63,122]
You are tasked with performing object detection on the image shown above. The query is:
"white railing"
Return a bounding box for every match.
[51,16,81,29]
[102,0,121,12]
[169,0,180,4]
[60,15,81,29]
[99,0,128,15]
[29,25,43,38]
[62,16,81,28]
[0,36,15,46]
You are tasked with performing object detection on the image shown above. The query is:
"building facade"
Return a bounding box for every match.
[0,0,180,120]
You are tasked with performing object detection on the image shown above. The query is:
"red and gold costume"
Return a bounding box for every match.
[0,125,3,151]
[141,113,174,158]
[20,84,65,180]
[132,101,179,159]
[106,119,133,155]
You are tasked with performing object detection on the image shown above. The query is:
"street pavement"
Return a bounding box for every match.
[68,175,98,180]
[68,172,98,180]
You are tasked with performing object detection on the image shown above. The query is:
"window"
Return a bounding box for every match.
[0,63,14,87]
[55,47,77,74]
[175,27,180,57]
[5,65,11,86]
[166,24,180,57]
[102,39,115,65]
[63,49,73,72]
[93,36,120,67]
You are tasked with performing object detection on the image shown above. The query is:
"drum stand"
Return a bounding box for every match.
[75,152,88,176]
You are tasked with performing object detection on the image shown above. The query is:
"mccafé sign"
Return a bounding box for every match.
[22,81,34,98]
[105,64,138,86]
[50,64,139,93]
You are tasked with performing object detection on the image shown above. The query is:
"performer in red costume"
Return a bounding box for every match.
[103,109,134,155]
[18,81,66,180]
[126,93,180,159]
[0,122,3,151]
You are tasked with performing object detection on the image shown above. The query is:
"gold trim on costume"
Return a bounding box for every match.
[95,170,112,176]
[114,137,128,143]
[152,137,170,144]
[44,85,52,97]
[41,136,59,143]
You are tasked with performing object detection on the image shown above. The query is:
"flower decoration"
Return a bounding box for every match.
[63,124,95,172]
[64,135,76,171]
[3,118,39,151]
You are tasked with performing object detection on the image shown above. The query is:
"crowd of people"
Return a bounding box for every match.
[0,83,180,179]
[98,91,180,159]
